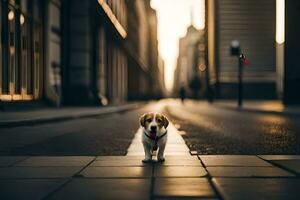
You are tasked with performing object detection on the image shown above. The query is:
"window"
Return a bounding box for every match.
[0,0,43,101]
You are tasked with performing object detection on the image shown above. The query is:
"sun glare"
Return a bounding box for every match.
[151,0,205,92]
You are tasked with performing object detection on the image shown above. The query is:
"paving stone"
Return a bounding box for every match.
[81,166,152,178]
[127,144,144,152]
[16,156,95,167]
[213,178,300,200]
[127,151,190,156]
[164,152,191,156]
[207,167,294,177]
[0,179,67,200]
[94,156,198,165]
[165,139,185,144]
[49,178,151,200]
[90,159,149,167]
[157,159,202,166]
[154,178,215,198]
[154,166,207,177]
[96,156,143,160]
[129,139,141,144]
[127,148,144,152]
[155,198,219,200]
[165,146,189,152]
[272,160,300,174]
[95,156,198,162]
[199,155,272,167]
[126,152,146,156]
[165,144,189,150]
[259,155,300,160]
[0,156,28,167]
[164,155,199,160]
[0,167,82,178]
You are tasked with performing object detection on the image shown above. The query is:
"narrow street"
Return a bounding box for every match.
[1,0,300,198]
[1,100,300,199]
[1,99,300,156]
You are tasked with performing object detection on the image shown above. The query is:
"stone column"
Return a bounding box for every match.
[283,0,300,104]
[66,0,95,105]
[45,0,62,106]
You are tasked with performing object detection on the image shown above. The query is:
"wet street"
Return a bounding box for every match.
[0,102,165,156]
[1,99,300,155]
[165,100,300,154]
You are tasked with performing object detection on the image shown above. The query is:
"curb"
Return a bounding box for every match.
[0,102,146,129]
[215,104,300,117]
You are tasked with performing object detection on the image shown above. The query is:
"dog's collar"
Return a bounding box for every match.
[143,130,167,142]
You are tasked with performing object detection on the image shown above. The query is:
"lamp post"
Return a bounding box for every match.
[238,54,245,107]
[230,40,245,108]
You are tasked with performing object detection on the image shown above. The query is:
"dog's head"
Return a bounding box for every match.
[140,113,169,137]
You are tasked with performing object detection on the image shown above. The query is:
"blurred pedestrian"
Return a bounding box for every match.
[179,87,186,103]
[189,77,201,99]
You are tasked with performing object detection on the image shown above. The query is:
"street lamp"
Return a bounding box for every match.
[230,40,245,107]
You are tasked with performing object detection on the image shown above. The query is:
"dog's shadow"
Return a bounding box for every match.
[142,159,165,164]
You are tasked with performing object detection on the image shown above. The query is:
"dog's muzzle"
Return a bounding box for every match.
[144,130,168,151]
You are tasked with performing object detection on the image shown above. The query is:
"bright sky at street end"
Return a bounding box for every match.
[151,0,205,91]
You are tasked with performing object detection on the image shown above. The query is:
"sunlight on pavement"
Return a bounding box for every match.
[126,123,189,156]
[257,101,285,112]
[257,115,290,135]
[164,100,224,133]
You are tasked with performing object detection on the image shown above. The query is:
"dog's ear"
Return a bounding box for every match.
[163,115,169,128]
[140,114,146,127]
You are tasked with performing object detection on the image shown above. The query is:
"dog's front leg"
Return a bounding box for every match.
[142,143,152,163]
[157,142,166,162]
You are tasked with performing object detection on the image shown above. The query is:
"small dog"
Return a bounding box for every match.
[140,113,169,162]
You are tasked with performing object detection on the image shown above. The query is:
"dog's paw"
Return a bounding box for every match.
[142,158,152,163]
[157,157,165,162]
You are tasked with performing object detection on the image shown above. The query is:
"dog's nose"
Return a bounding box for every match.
[150,126,157,131]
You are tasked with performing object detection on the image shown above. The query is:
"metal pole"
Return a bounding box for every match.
[238,54,244,107]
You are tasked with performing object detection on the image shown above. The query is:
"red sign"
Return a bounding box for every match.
[243,58,250,67]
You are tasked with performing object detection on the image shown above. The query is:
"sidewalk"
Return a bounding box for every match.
[0,123,299,199]
[214,100,300,116]
[0,102,146,128]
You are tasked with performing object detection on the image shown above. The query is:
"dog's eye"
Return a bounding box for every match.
[157,119,162,123]
[146,119,152,122]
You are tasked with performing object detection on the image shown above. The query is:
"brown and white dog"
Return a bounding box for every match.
[139,113,169,162]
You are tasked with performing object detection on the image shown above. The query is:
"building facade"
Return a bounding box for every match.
[283,0,300,104]
[174,25,206,98]
[207,0,277,99]
[0,0,44,102]
[126,0,164,100]
[0,0,164,106]
[206,0,300,104]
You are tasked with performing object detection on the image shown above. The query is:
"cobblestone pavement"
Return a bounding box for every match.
[1,121,300,199]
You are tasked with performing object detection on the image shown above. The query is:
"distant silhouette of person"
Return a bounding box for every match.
[179,87,186,103]
[189,77,201,99]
